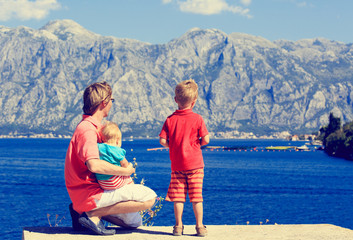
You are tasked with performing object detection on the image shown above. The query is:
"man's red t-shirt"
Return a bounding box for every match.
[159,109,209,171]
[64,115,104,213]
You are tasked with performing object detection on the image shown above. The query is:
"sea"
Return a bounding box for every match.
[1,138,353,239]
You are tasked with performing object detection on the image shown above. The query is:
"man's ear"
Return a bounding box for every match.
[101,101,107,108]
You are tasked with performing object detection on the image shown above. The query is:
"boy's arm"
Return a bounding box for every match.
[200,134,210,146]
[120,158,129,168]
[159,137,169,148]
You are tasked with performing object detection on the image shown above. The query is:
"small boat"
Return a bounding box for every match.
[265,146,294,150]
[295,145,310,151]
[203,146,223,149]
[310,140,323,146]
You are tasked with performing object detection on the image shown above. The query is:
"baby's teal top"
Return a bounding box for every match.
[96,143,126,180]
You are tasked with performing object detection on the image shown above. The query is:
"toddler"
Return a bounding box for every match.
[96,121,133,190]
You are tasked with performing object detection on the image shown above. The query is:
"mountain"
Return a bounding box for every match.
[0,19,353,137]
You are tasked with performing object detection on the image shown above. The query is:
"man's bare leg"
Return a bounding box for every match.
[87,198,155,218]
[101,215,137,229]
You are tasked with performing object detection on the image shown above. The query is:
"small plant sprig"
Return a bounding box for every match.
[140,196,164,226]
[47,213,65,227]
[132,157,138,181]
[130,152,164,226]
[239,219,270,225]
[259,219,270,225]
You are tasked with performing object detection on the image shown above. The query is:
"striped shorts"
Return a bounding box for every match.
[166,168,204,203]
[98,175,133,190]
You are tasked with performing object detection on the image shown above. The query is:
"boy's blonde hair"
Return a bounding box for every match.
[175,79,198,107]
[83,81,112,115]
[101,121,122,144]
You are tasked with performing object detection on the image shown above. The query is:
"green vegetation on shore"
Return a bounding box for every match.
[318,113,353,160]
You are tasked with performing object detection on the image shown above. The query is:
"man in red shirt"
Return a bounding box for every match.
[159,79,209,237]
[65,82,156,235]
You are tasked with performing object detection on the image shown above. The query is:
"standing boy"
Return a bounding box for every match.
[159,79,210,237]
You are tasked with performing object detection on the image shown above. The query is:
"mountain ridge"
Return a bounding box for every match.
[0,19,352,137]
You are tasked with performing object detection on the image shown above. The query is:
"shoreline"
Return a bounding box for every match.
[0,135,310,140]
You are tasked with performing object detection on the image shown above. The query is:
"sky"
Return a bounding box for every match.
[0,0,352,44]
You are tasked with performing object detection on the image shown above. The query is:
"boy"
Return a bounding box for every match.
[159,79,210,237]
[96,121,133,190]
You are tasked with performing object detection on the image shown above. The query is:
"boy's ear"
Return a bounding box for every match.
[174,96,178,103]
[190,98,197,108]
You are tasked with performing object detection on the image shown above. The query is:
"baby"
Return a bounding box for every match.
[96,121,133,190]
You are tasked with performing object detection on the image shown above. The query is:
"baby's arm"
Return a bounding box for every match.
[200,134,210,146]
[120,158,129,168]
[159,137,169,148]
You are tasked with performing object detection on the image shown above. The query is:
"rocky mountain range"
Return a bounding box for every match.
[0,19,352,137]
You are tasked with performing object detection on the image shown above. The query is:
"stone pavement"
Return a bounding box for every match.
[23,224,353,240]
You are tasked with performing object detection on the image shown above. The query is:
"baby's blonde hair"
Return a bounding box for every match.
[175,79,198,107]
[101,121,121,144]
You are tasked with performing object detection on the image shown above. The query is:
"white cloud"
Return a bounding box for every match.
[281,0,313,8]
[293,0,315,8]
[0,0,61,21]
[164,0,252,18]
[240,0,252,6]
[296,1,308,8]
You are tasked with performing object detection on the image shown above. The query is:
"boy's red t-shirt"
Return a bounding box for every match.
[159,109,208,171]
[64,115,104,213]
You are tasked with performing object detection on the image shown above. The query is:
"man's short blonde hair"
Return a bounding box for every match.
[101,121,121,143]
[83,81,112,115]
[175,79,198,107]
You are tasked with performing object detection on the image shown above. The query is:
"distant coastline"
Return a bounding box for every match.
[0,133,71,139]
[0,130,314,140]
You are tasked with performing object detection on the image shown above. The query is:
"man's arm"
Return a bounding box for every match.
[159,137,169,148]
[86,158,135,176]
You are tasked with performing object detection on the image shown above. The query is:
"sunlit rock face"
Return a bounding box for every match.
[0,20,352,136]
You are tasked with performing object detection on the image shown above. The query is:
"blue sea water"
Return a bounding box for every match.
[1,138,353,239]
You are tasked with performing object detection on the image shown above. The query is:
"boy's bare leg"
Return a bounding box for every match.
[192,202,203,228]
[174,202,184,227]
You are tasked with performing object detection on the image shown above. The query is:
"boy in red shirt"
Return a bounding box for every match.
[159,79,210,237]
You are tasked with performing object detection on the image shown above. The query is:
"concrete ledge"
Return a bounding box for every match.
[23,224,353,240]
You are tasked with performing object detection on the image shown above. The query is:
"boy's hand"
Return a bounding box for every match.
[200,134,210,146]
[159,137,169,148]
